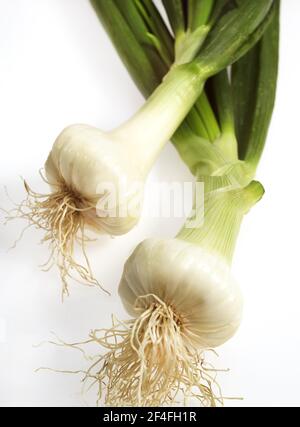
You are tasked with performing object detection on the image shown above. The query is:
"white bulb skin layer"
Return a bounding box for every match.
[119,237,243,348]
[45,124,145,236]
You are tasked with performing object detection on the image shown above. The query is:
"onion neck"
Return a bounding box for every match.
[110,63,206,174]
[177,177,265,265]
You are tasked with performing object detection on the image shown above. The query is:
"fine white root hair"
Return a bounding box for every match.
[45,295,225,406]
[3,175,108,297]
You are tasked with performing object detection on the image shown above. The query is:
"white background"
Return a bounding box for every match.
[0,0,299,407]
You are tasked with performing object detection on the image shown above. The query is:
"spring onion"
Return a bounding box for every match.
[9,0,273,296]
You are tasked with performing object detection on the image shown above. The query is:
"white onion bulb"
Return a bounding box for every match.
[119,238,243,348]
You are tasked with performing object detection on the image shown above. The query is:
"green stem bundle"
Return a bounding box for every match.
[92,0,278,177]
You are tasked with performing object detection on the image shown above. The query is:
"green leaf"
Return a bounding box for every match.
[188,0,215,31]
[185,107,210,140]
[162,0,186,37]
[208,0,235,26]
[146,33,171,68]
[232,0,280,166]
[232,47,260,159]
[195,0,274,76]
[231,0,277,64]
[113,0,149,45]
[194,91,221,142]
[206,70,235,135]
[91,0,165,97]
[112,0,169,74]
[137,0,174,61]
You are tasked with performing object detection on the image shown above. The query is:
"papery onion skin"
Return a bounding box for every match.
[119,238,243,349]
[45,124,145,236]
